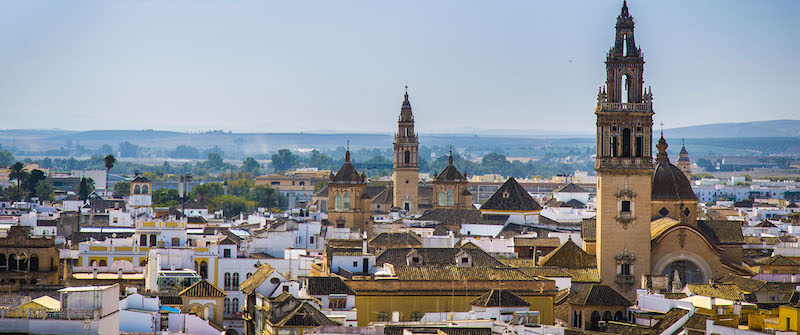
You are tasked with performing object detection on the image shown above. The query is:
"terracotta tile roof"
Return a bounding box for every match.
[369,232,423,248]
[651,308,690,334]
[304,276,356,296]
[392,266,539,281]
[538,239,596,269]
[240,263,276,295]
[480,177,542,212]
[331,158,365,184]
[269,292,340,327]
[662,292,688,300]
[604,322,652,335]
[514,237,561,248]
[554,303,570,322]
[758,255,799,266]
[685,283,743,301]
[567,284,633,306]
[716,274,766,292]
[581,217,596,241]
[562,268,601,283]
[754,220,778,228]
[179,280,226,298]
[418,208,482,226]
[651,217,682,239]
[554,183,589,193]
[436,162,467,181]
[697,220,745,244]
[384,327,492,335]
[469,289,531,307]
[520,266,572,279]
[682,313,712,331]
[376,246,504,267]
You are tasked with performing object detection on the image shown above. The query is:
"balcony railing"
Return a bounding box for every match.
[599,102,652,112]
[0,308,99,320]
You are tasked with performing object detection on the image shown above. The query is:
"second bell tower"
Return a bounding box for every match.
[393,87,419,213]
[595,1,655,298]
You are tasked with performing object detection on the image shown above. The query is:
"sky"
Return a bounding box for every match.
[0,0,798,134]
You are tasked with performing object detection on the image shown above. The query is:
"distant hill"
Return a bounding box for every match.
[664,120,800,138]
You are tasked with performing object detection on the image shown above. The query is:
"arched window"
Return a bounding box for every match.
[232,273,239,288]
[140,234,147,246]
[224,298,231,314]
[90,259,97,267]
[246,272,252,279]
[614,311,624,321]
[622,34,628,57]
[200,261,208,279]
[621,74,630,103]
[0,254,6,271]
[446,189,454,206]
[404,150,410,164]
[378,312,389,322]
[99,259,107,267]
[343,192,350,210]
[603,311,612,321]
[610,135,618,157]
[8,254,17,271]
[142,185,150,194]
[299,181,305,186]
[591,311,601,330]
[334,194,342,211]
[635,135,643,157]
[29,255,39,272]
[224,273,231,290]
[232,298,239,313]
[150,235,157,247]
[134,185,141,194]
[622,128,631,157]
[438,190,446,206]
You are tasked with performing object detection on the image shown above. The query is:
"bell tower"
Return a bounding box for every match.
[595,1,655,298]
[393,87,419,213]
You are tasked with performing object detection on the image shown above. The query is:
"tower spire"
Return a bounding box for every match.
[449,146,454,165]
[345,141,351,162]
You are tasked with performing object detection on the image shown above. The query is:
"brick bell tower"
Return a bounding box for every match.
[393,87,419,213]
[595,1,655,298]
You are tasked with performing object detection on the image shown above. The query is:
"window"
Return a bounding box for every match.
[378,312,389,322]
[140,234,147,246]
[232,273,239,287]
[622,128,631,157]
[224,298,231,314]
[404,150,410,164]
[246,272,252,279]
[199,261,208,279]
[335,194,342,211]
[343,193,350,210]
[270,277,280,284]
[224,273,231,290]
[621,201,631,213]
[404,202,410,211]
[223,249,231,258]
[99,259,107,266]
[610,135,618,157]
[309,236,315,244]
[353,261,358,267]
[299,181,305,186]
[446,189,454,206]
[142,185,149,194]
[232,298,239,313]
[412,257,420,263]
[171,237,180,246]
[461,257,469,264]
[283,286,289,292]
[150,235,157,247]
[438,190,446,206]
[620,263,631,275]
[329,297,347,309]
[635,136,643,157]
[659,207,669,217]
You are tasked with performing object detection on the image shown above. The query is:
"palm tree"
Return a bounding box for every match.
[8,162,27,190]
[104,154,116,192]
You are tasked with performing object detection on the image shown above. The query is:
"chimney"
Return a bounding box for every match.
[118,268,123,279]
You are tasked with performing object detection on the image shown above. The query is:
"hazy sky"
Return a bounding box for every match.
[0,0,798,134]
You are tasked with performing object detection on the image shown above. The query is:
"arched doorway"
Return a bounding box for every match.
[590,311,601,330]
[662,260,704,288]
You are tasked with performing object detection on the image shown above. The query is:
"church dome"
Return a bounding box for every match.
[652,135,697,201]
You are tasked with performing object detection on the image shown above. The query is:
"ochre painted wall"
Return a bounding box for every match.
[353,295,553,326]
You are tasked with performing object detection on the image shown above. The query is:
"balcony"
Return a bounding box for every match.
[599,102,652,112]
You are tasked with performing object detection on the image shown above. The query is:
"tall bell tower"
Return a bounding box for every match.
[393,87,419,213]
[595,1,655,297]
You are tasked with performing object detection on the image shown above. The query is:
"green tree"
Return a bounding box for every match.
[227,179,254,197]
[192,182,224,207]
[114,181,131,197]
[0,150,13,167]
[23,169,47,199]
[153,188,181,207]
[314,180,329,192]
[271,149,297,172]
[211,195,255,219]
[9,162,28,190]
[308,150,332,169]
[6,186,24,202]
[104,154,116,190]
[249,185,282,209]
[241,157,261,174]
[78,177,91,200]
[35,181,54,202]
